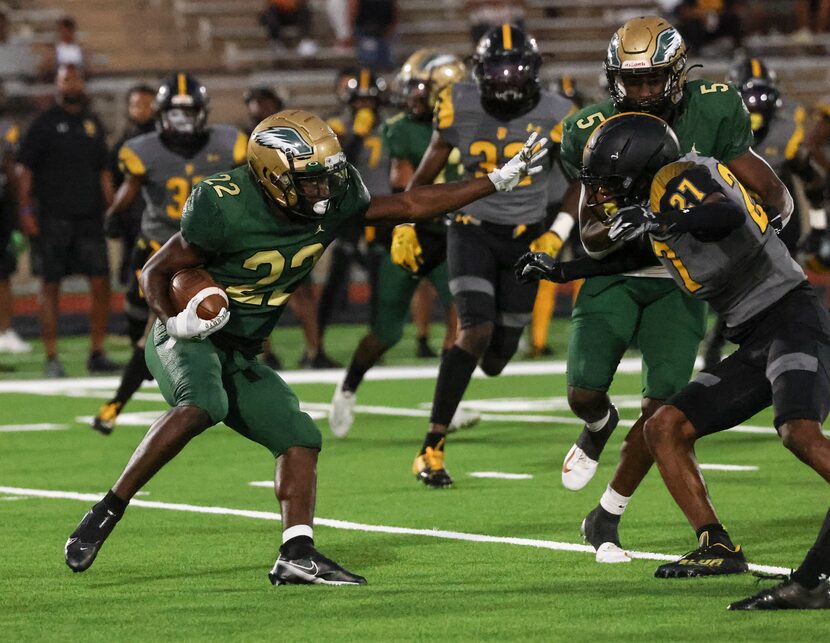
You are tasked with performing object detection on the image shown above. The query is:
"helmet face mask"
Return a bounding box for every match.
[580,113,681,224]
[473,24,542,118]
[605,17,687,116]
[403,79,432,121]
[740,80,780,142]
[156,74,209,145]
[249,111,349,221]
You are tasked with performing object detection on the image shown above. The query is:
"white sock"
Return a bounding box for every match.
[599,485,631,516]
[586,409,611,432]
[282,524,313,543]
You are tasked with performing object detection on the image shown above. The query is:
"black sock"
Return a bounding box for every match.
[429,346,478,425]
[419,431,446,455]
[113,346,152,406]
[280,535,315,558]
[792,508,830,589]
[343,356,371,393]
[696,523,734,548]
[100,490,128,519]
[596,505,621,524]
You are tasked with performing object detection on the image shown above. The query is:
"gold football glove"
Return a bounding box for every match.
[391,224,423,273]
[529,231,564,257]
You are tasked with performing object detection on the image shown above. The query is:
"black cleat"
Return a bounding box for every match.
[65,503,121,572]
[581,506,631,563]
[412,443,453,488]
[268,548,367,585]
[728,578,830,610]
[87,352,121,374]
[416,337,437,359]
[298,350,342,370]
[655,536,749,579]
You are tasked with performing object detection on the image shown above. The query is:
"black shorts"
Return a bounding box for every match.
[446,216,542,330]
[32,217,109,282]
[125,236,164,322]
[0,214,16,279]
[669,282,830,435]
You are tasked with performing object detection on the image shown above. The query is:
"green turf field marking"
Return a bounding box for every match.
[0,485,792,576]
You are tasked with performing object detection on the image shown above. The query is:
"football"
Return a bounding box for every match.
[169,268,228,320]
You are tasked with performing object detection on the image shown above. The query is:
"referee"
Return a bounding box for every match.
[16,64,117,377]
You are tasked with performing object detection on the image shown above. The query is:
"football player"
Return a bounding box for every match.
[518,112,830,584]
[63,109,548,585]
[313,68,389,369]
[701,57,824,370]
[328,49,472,438]
[552,16,792,563]
[91,74,247,435]
[406,24,575,487]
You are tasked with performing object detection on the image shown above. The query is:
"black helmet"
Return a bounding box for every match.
[727,57,781,144]
[155,73,209,144]
[472,23,542,119]
[580,112,680,214]
[727,56,776,88]
[552,74,586,109]
[337,67,387,108]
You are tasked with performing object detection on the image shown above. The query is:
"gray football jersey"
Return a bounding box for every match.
[649,152,805,326]
[327,110,390,197]
[754,99,806,176]
[118,124,247,243]
[435,82,573,224]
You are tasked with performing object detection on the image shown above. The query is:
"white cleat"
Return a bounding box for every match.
[328,384,356,438]
[561,444,598,491]
[595,542,632,564]
[448,406,480,433]
[0,329,31,353]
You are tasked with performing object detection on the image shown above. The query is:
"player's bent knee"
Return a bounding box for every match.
[480,352,508,376]
[567,387,606,418]
[458,323,493,357]
[643,405,694,451]
[779,420,825,460]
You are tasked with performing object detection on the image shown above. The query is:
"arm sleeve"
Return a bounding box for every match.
[382,120,407,161]
[561,237,658,280]
[180,183,226,254]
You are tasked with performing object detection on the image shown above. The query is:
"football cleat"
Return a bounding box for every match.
[268,548,367,586]
[581,506,630,564]
[64,503,121,572]
[728,577,830,610]
[561,404,619,491]
[447,406,480,433]
[412,440,453,488]
[655,534,749,579]
[91,401,123,436]
[329,384,356,438]
[0,329,32,353]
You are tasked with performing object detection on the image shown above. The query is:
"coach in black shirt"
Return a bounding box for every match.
[16,64,118,377]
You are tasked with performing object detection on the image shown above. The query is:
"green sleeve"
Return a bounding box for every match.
[382,118,408,161]
[180,183,226,254]
[714,85,753,162]
[559,117,584,181]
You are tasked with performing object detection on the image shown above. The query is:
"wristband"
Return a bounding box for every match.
[550,211,575,240]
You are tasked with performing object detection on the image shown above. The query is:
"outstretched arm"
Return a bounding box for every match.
[407,131,453,189]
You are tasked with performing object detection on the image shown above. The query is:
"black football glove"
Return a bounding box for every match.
[607,205,661,243]
[766,205,785,234]
[514,252,568,284]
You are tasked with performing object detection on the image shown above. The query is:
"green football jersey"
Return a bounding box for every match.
[560,79,753,180]
[380,111,463,183]
[180,164,370,350]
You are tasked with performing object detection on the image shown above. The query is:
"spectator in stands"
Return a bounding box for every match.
[350,0,397,71]
[15,64,117,378]
[243,86,285,132]
[793,0,830,42]
[39,16,88,80]
[326,0,352,52]
[0,87,30,355]
[0,10,36,81]
[465,0,526,44]
[107,84,156,286]
[668,1,744,54]
[259,0,319,57]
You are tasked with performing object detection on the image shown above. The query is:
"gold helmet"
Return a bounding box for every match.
[248,110,349,221]
[397,48,466,121]
[605,15,687,115]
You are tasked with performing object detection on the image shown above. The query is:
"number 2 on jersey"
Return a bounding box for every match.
[651,240,703,293]
[226,243,324,307]
[469,140,532,186]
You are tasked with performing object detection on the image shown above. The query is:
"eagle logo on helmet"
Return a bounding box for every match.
[253,127,313,158]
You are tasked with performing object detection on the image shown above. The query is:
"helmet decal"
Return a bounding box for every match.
[607,33,621,68]
[253,127,313,157]
[652,28,683,66]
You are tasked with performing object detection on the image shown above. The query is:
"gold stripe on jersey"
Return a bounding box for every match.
[177,73,187,96]
[118,145,147,177]
[649,161,697,211]
[4,125,19,145]
[785,105,807,161]
[436,86,455,130]
[233,131,248,164]
[502,24,513,50]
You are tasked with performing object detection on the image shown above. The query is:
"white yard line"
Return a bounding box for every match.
[0,423,68,432]
[468,472,534,480]
[0,485,791,576]
[699,464,759,472]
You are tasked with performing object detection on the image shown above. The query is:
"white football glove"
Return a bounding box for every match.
[165,287,230,340]
[487,132,550,192]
